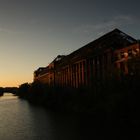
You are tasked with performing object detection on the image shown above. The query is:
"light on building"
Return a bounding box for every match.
[124,52,128,58]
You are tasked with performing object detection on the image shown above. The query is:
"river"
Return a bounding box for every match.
[0,93,130,140]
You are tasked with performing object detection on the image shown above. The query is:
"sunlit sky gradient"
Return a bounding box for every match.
[0,0,140,87]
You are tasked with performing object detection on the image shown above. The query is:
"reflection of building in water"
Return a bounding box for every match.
[34,29,140,88]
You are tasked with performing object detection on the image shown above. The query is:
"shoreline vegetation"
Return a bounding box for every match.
[16,75,140,126]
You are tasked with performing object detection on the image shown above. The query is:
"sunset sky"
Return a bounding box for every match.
[0,0,140,87]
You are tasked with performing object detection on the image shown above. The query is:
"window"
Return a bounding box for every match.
[114,53,119,61]
[121,52,124,58]
[128,49,132,57]
[120,62,125,73]
[132,49,137,56]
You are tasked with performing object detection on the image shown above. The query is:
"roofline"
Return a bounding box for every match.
[67,28,137,57]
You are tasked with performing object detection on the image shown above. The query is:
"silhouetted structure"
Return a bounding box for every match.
[34,29,140,89]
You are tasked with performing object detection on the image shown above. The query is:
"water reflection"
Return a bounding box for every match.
[0,93,17,100]
[0,94,130,140]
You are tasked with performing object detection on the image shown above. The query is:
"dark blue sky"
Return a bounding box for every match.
[0,0,140,86]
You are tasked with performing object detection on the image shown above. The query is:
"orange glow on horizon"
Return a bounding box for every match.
[0,79,32,88]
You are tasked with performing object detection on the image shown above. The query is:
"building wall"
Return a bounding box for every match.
[113,43,140,80]
[33,30,139,89]
[34,43,140,88]
[34,73,50,84]
[53,49,115,88]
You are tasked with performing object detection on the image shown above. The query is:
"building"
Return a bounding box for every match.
[34,55,66,86]
[34,29,140,88]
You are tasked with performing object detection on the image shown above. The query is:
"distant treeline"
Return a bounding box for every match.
[16,74,140,119]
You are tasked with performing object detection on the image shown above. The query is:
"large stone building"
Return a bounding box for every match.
[34,29,140,88]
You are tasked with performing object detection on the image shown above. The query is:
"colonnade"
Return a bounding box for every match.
[55,52,111,88]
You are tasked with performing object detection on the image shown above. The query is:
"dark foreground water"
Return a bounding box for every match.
[0,93,136,140]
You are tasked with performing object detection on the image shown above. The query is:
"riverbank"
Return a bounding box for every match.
[16,78,140,127]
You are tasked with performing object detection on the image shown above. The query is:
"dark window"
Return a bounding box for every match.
[121,52,124,58]
[128,49,132,57]
[114,53,118,61]
[120,62,125,72]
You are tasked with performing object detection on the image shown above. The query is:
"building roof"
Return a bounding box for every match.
[35,28,138,70]
[58,28,137,66]
[34,66,49,76]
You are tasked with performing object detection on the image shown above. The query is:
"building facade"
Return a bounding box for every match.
[34,29,140,88]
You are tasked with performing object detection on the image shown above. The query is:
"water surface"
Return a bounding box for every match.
[0,93,128,140]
